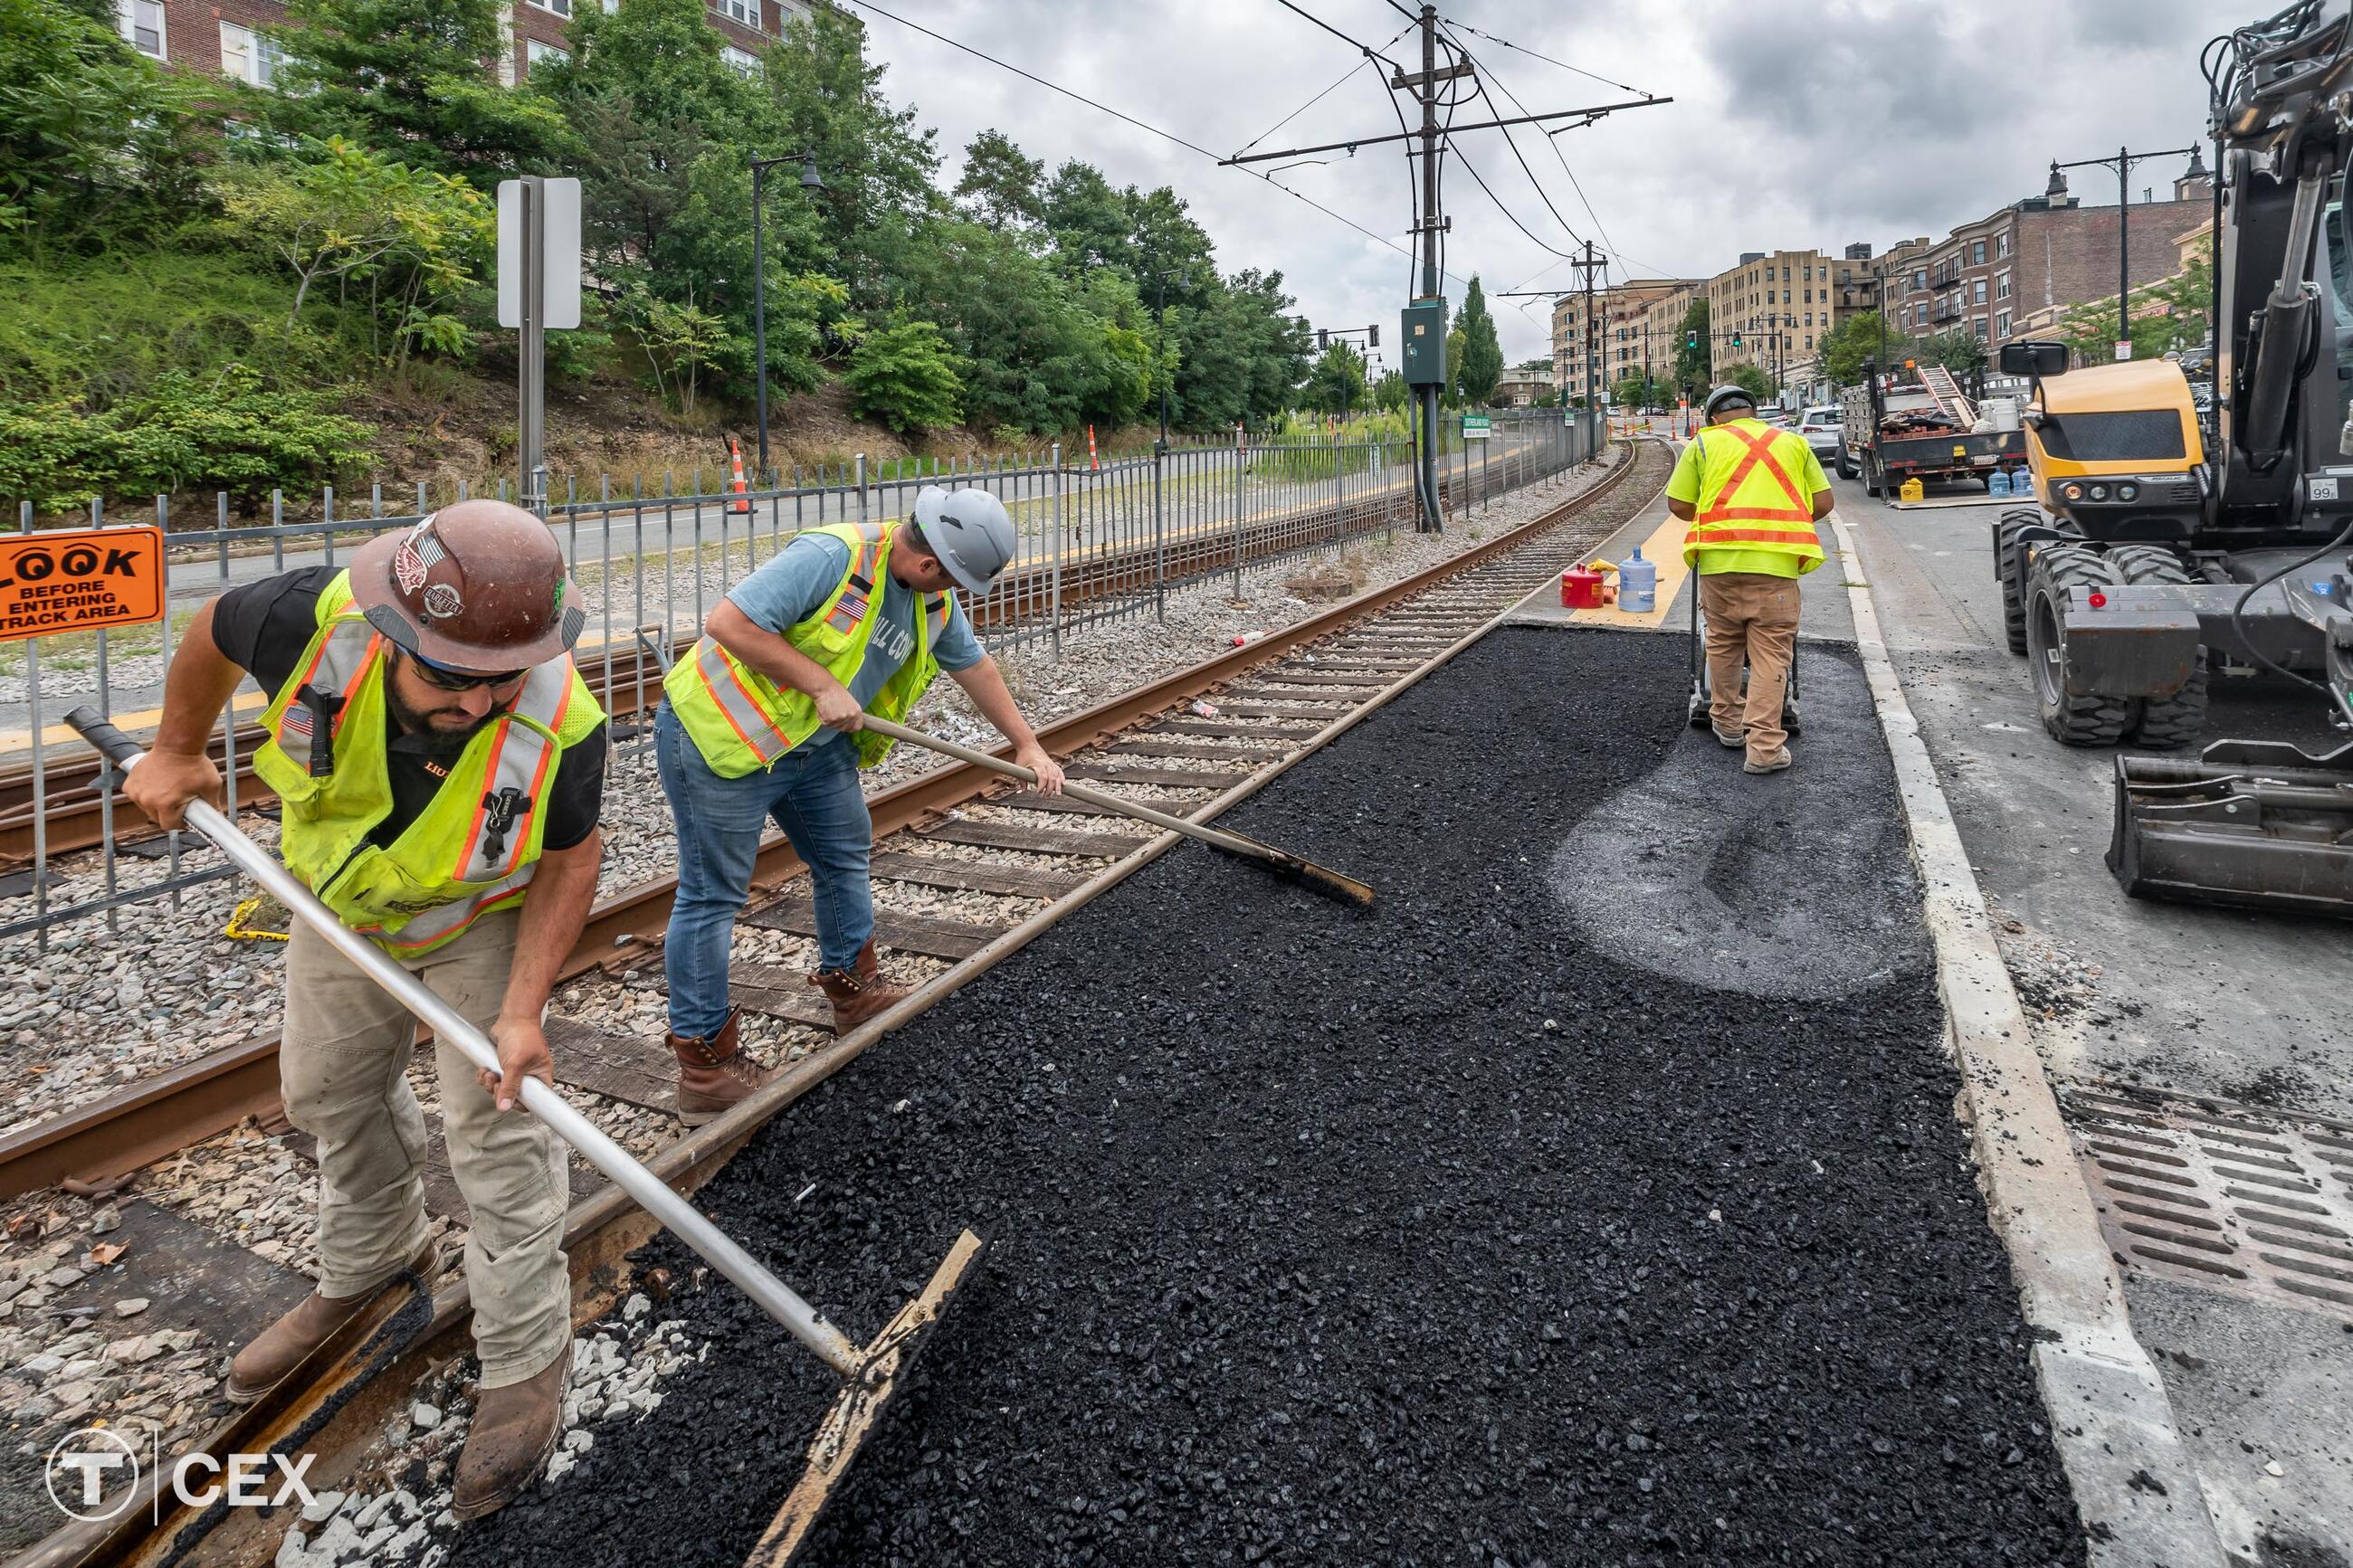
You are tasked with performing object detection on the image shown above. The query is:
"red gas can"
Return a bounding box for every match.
[1559,565,1606,609]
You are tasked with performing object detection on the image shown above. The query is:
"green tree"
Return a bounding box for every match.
[1302,340,1367,416]
[1372,367,1407,413]
[1454,275,1504,404]
[211,137,494,373]
[258,0,571,184]
[1922,328,1989,380]
[1817,309,1887,387]
[1725,361,1775,404]
[955,128,1044,233]
[845,318,964,433]
[2051,245,2213,366]
[0,0,212,261]
[1672,298,1712,391]
[1443,327,1465,406]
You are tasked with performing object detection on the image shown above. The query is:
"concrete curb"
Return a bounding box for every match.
[1830,515,2227,1568]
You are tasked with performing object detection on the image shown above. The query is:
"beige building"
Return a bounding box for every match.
[1552,279,1701,406]
[1706,249,1873,390]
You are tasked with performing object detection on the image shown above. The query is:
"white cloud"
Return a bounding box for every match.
[848,0,2221,366]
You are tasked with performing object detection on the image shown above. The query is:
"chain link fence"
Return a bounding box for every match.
[1,410,1602,941]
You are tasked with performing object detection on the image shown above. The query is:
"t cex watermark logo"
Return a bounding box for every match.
[44,1426,317,1523]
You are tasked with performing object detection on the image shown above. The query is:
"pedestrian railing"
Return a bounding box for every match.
[0,411,1601,941]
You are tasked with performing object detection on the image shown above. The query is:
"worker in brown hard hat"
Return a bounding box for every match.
[122,499,608,1520]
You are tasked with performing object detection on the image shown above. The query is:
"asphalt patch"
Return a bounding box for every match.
[1548,642,1928,1000]
[451,626,2084,1568]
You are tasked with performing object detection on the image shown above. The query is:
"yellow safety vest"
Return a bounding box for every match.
[1680,419,1826,575]
[250,569,605,956]
[663,520,957,779]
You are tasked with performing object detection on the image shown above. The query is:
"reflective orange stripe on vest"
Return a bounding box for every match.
[1684,423,1818,551]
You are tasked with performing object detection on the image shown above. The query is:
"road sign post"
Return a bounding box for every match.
[498,176,582,518]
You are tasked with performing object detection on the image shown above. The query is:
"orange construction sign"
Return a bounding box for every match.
[0,525,167,642]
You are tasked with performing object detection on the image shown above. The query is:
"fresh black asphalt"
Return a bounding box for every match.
[451,624,2085,1568]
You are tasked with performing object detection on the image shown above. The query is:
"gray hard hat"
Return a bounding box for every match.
[1702,385,1757,419]
[910,486,1016,595]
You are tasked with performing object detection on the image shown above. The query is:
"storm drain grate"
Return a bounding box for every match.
[2060,1080,2353,1320]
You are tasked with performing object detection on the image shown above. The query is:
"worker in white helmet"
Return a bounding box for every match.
[653,487,1064,1114]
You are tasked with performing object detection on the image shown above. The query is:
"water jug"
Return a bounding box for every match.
[1617,545,1657,613]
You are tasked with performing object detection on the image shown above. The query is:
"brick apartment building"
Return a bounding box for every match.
[1878,153,2211,350]
[111,0,812,88]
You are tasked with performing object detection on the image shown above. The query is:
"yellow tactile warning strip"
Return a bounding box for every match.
[1558,508,1689,631]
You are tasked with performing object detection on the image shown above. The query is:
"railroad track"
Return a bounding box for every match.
[10,440,1660,1568]
[0,464,1487,864]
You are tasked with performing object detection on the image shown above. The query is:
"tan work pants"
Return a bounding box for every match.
[280,908,571,1389]
[1700,570,1802,764]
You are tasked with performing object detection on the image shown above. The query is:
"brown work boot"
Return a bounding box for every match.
[451,1341,571,1522]
[808,937,910,1034]
[224,1240,442,1404]
[667,1010,775,1127]
[1744,747,1794,775]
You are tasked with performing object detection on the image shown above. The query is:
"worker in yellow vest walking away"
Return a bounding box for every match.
[1666,385,1834,774]
[122,501,608,1519]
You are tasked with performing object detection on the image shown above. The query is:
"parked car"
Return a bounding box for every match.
[1797,404,1843,462]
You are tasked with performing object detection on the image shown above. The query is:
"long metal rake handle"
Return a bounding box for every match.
[63,707,863,1378]
[862,716,1301,870]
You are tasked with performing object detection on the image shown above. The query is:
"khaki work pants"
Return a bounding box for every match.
[280,908,571,1389]
[1699,570,1802,764]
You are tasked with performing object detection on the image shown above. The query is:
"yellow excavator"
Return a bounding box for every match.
[1993,0,2353,918]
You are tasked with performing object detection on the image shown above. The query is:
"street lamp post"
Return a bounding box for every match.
[750,150,824,480]
[2050,145,2198,356]
[1154,264,1188,452]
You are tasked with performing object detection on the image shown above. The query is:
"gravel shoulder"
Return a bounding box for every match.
[445,623,2085,1568]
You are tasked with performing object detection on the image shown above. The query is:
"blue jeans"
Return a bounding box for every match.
[655,702,874,1038]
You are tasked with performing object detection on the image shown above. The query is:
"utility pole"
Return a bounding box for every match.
[2052,145,2196,358]
[1414,4,1444,530]
[1572,241,1604,409]
[1221,11,1668,528]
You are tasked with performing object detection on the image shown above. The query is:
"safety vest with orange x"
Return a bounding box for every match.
[1678,418,1825,575]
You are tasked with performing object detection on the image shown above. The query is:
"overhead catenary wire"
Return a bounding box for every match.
[1234,22,1415,158]
[843,0,1466,286]
[1439,17,1653,100]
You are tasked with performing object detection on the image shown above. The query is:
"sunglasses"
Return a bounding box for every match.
[405,651,527,692]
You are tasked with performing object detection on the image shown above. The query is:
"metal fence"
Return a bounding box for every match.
[0,409,1602,942]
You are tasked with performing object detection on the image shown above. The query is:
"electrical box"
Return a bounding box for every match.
[1400,299,1449,386]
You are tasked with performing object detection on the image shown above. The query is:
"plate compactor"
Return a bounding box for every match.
[1684,578,1804,738]
[1992,0,2353,917]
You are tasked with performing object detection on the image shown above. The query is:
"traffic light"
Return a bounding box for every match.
[1317,328,1329,349]
[1685,331,1697,350]
[1368,325,1379,348]
[1731,331,1743,348]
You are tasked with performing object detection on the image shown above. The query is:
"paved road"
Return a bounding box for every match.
[1543,453,2350,1566]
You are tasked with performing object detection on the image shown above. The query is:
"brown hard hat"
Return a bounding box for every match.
[349,500,585,671]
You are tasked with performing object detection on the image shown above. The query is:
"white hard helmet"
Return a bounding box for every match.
[910,486,1016,594]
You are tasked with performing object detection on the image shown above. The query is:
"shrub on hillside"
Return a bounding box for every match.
[0,365,376,513]
[844,319,966,435]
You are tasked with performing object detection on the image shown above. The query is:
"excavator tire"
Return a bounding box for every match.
[2106,544,2210,749]
[1994,509,2042,657]
[2025,544,2134,746]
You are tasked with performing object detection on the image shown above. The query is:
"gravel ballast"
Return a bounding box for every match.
[448,623,2083,1568]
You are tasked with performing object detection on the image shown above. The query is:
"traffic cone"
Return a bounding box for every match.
[1087,423,1100,472]
[727,437,752,515]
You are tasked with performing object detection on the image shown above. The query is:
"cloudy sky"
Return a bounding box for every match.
[843,0,2225,367]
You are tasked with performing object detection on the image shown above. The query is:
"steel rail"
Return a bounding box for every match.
[14,439,1655,1568]
[0,451,1625,1200]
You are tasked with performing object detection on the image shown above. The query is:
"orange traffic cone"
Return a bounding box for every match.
[726,437,752,515]
[1087,423,1100,472]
